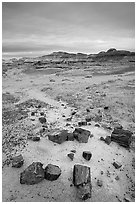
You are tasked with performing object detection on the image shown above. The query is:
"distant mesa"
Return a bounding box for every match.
[2,48,135,64]
[106,48,117,53]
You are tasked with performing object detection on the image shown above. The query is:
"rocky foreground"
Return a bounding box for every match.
[2,49,135,202]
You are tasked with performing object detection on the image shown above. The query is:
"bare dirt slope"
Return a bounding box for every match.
[2,64,135,202]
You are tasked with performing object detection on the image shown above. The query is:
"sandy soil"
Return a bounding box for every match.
[2,66,135,202]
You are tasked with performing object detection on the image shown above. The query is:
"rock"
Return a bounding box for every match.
[85,115,91,122]
[95,123,100,127]
[105,136,111,145]
[124,197,131,202]
[71,111,77,116]
[12,154,24,168]
[66,117,72,121]
[37,104,41,108]
[111,128,132,148]
[100,137,105,141]
[50,79,55,82]
[40,112,44,116]
[39,127,45,134]
[86,108,90,112]
[48,130,68,144]
[78,121,87,126]
[113,161,122,169]
[31,112,36,116]
[44,164,61,181]
[39,117,46,124]
[73,164,91,186]
[32,136,40,141]
[27,133,33,139]
[67,153,74,160]
[100,171,104,175]
[73,128,90,143]
[115,175,120,180]
[71,149,76,153]
[82,151,92,161]
[20,162,45,185]
[104,106,109,110]
[97,179,103,187]
[73,164,92,200]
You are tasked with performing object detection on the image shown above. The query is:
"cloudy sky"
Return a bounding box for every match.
[2,2,135,58]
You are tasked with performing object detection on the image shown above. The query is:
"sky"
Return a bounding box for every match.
[2,2,135,58]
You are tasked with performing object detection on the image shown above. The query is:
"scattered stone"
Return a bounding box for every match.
[71,150,76,153]
[48,130,68,144]
[73,164,92,200]
[40,112,44,116]
[90,133,94,138]
[12,154,24,168]
[66,123,70,126]
[67,153,74,161]
[27,133,33,139]
[20,162,45,185]
[115,176,120,180]
[39,127,45,134]
[78,121,87,126]
[71,111,77,116]
[86,108,90,112]
[37,104,41,109]
[73,128,90,143]
[100,137,105,141]
[111,128,132,148]
[82,151,92,161]
[39,117,47,124]
[44,164,61,181]
[66,117,72,121]
[95,123,100,127]
[124,197,131,202]
[97,179,103,187]
[105,136,111,145]
[32,136,40,141]
[85,115,91,122]
[101,171,104,175]
[31,112,36,116]
[113,161,122,169]
[50,79,55,82]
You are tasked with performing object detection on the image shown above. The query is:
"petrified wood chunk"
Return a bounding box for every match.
[12,154,24,168]
[82,151,92,161]
[48,130,68,144]
[73,128,90,143]
[20,162,45,185]
[111,128,132,148]
[73,164,92,200]
[44,164,61,181]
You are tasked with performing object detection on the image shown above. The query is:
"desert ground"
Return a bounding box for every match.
[2,50,135,202]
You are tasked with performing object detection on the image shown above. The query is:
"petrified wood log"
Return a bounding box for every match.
[111,128,132,148]
[73,164,92,200]
[73,128,90,143]
[20,162,45,185]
